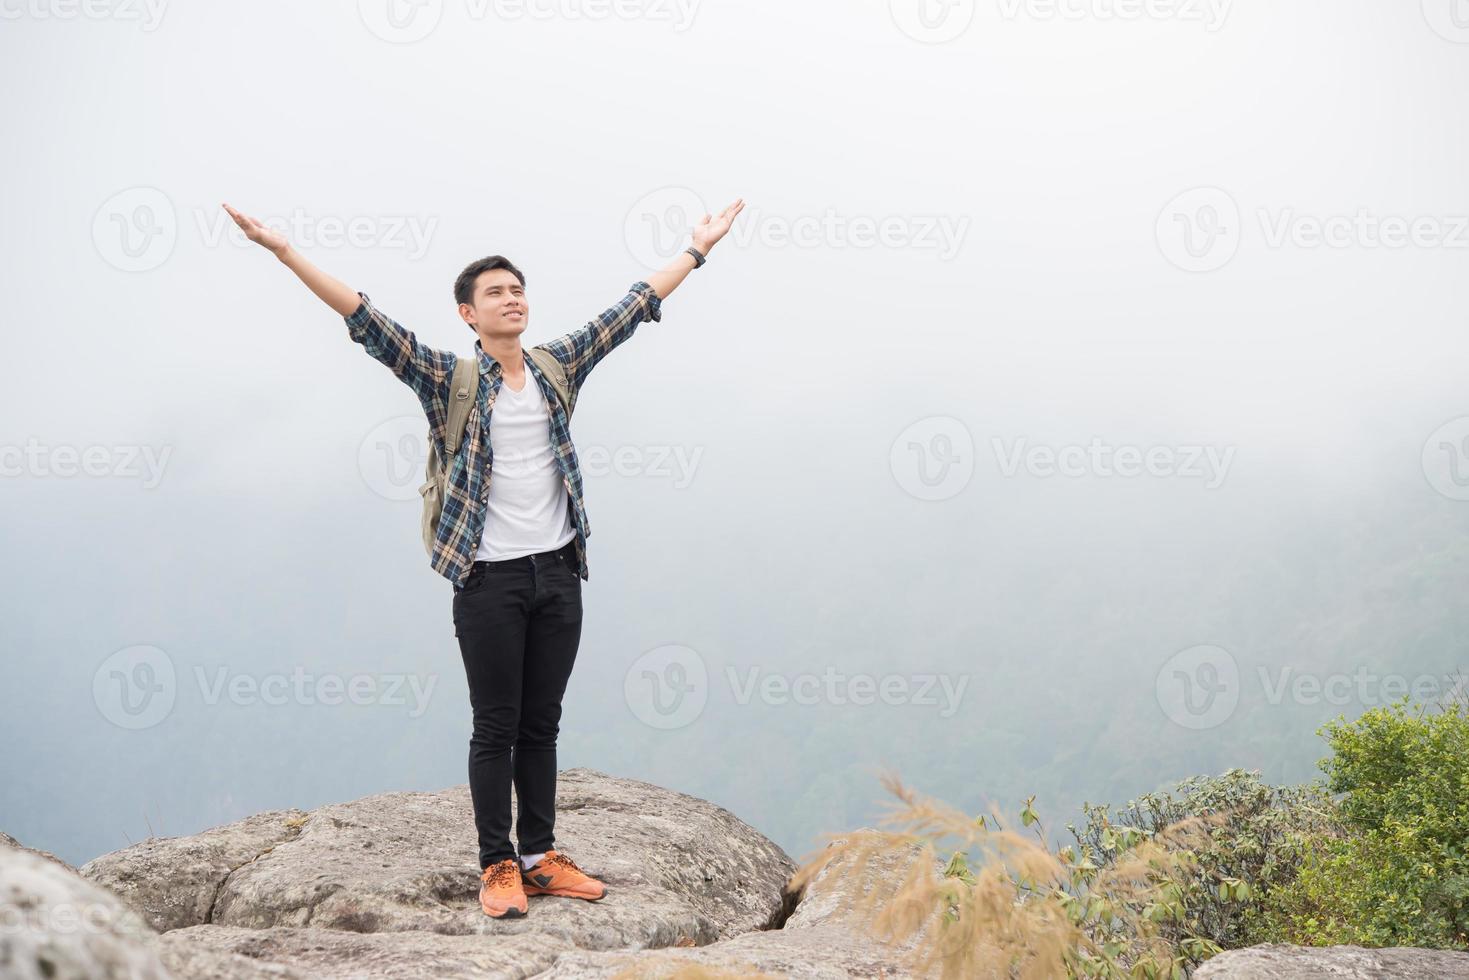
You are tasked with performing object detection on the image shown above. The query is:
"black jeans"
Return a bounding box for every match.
[452,538,582,869]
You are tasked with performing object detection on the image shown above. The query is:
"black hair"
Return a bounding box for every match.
[453,256,526,309]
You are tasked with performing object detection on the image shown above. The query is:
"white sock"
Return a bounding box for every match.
[520,852,546,870]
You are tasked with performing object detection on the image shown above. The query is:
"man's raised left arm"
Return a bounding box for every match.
[644,197,745,303]
[543,197,745,389]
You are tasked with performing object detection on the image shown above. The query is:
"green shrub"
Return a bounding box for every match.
[1067,768,1341,949]
[1256,696,1469,949]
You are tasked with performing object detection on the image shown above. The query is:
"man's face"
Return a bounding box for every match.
[462,268,528,341]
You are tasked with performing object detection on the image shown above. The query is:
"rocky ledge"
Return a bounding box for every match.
[4,768,923,979]
[7,768,1469,979]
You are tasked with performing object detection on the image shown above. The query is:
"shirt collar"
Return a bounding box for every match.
[474,338,500,376]
[473,338,530,378]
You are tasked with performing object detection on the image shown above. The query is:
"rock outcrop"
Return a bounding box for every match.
[1193,943,1469,979]
[79,769,793,950]
[1,829,75,871]
[537,833,936,978]
[0,844,296,980]
[14,767,925,978]
[27,770,1469,978]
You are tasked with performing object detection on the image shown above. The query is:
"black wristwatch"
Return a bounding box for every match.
[685,246,707,268]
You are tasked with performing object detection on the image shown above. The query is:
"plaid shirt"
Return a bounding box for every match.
[344,281,663,589]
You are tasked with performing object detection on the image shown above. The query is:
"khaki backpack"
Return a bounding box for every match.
[419,347,575,557]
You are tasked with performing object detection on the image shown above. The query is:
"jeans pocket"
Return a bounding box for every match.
[456,564,489,598]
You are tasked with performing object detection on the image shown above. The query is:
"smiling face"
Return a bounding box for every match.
[460,267,529,342]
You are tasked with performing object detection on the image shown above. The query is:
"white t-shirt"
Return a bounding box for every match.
[474,368,576,562]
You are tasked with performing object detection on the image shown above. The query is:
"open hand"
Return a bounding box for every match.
[691,198,745,255]
[222,203,289,254]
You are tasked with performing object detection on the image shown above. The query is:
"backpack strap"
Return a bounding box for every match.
[526,347,576,420]
[443,354,479,457]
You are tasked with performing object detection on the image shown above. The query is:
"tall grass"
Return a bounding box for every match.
[783,770,1226,979]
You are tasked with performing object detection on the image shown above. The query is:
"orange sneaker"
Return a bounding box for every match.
[479,858,528,918]
[520,849,607,901]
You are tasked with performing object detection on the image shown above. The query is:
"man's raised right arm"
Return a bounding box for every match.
[224,203,359,316]
[222,203,454,404]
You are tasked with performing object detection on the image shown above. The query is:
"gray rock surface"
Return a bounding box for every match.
[1193,942,1469,979]
[72,768,803,973]
[81,808,309,933]
[0,844,291,980]
[157,925,567,979]
[538,831,940,978]
[1,829,75,871]
[5,779,948,978]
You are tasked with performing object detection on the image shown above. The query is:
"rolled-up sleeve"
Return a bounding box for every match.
[540,281,662,390]
[345,292,456,412]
